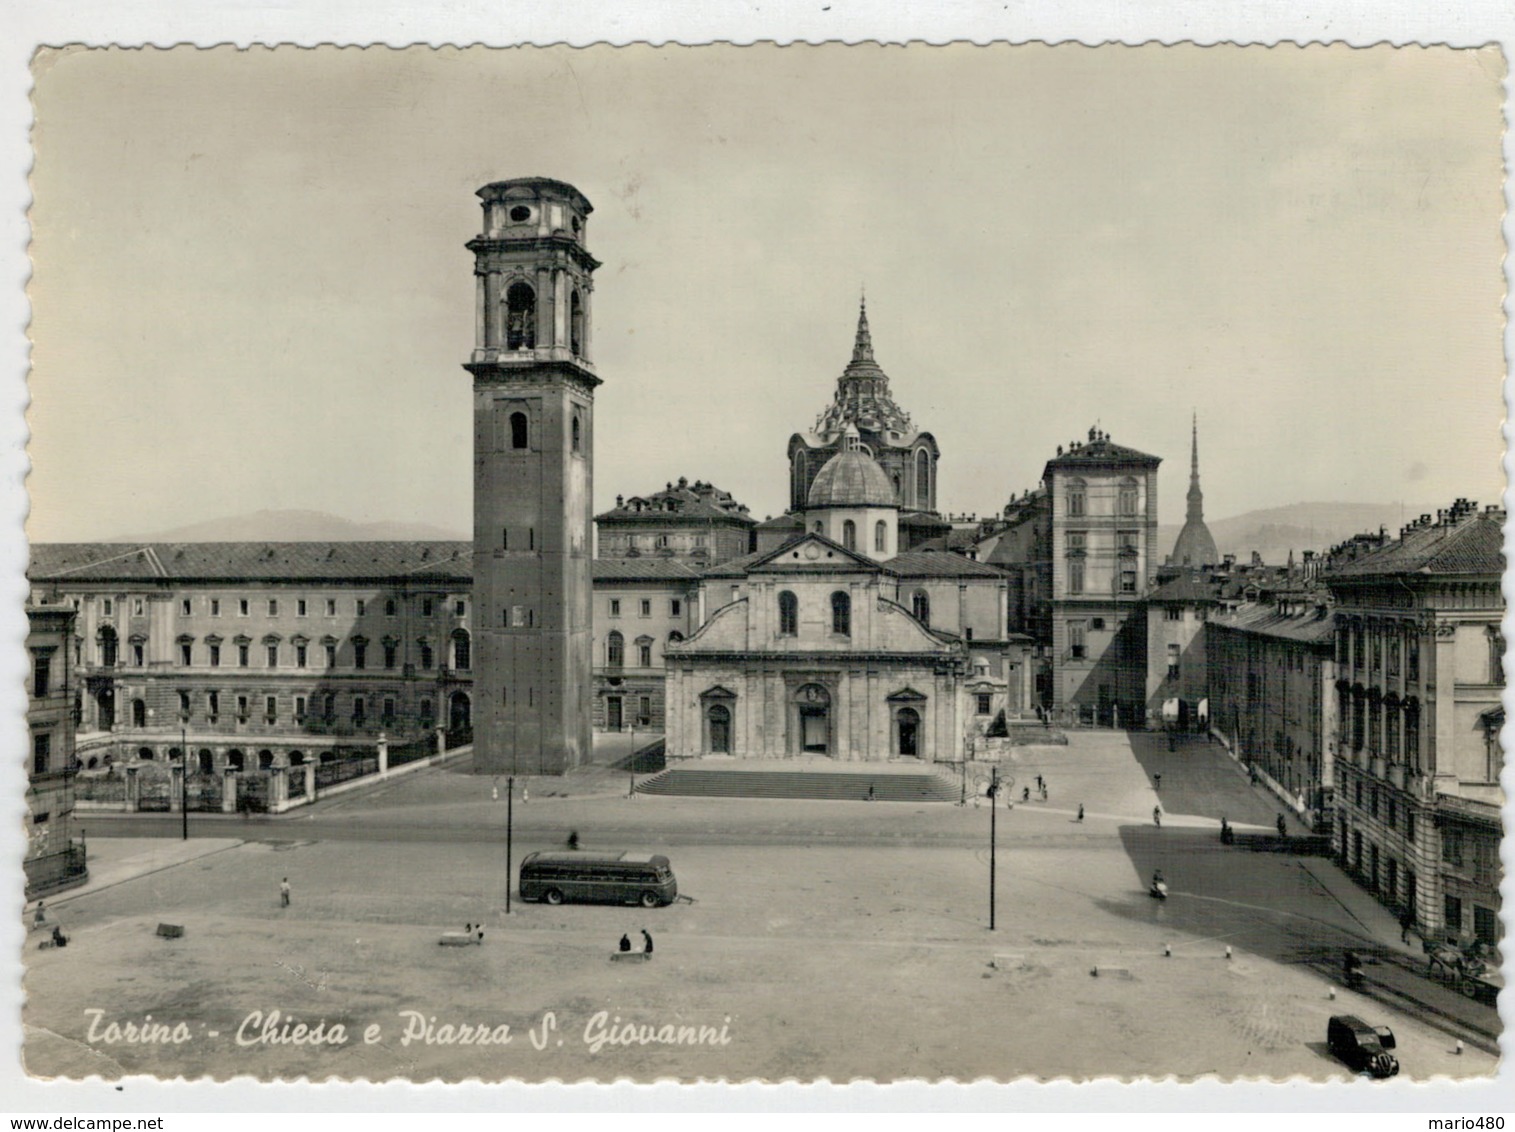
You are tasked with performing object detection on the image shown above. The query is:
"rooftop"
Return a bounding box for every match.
[1324,500,1505,580]
[30,542,474,584]
[596,478,755,525]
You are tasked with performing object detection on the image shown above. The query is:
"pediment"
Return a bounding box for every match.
[745,533,882,575]
[886,686,929,703]
[700,684,738,701]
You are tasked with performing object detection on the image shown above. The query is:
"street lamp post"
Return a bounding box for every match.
[989,765,999,931]
[505,774,514,916]
[179,718,188,841]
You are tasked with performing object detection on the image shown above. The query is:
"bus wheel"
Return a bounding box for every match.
[544,889,564,906]
[640,891,659,909]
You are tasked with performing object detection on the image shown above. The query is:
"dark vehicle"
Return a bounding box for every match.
[1327,1014,1399,1078]
[519,851,677,908]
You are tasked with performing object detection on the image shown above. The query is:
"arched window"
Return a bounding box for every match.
[874,520,887,553]
[510,411,529,450]
[813,520,823,534]
[227,750,245,771]
[570,289,584,356]
[667,630,685,645]
[778,591,798,636]
[451,629,471,670]
[912,589,930,628]
[1067,477,1087,518]
[1118,477,1139,517]
[915,449,930,505]
[258,750,274,770]
[842,519,857,551]
[607,630,624,666]
[572,412,582,453]
[98,626,118,668]
[792,452,807,511]
[831,591,851,637]
[505,281,536,350]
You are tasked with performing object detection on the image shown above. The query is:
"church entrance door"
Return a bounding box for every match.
[896,708,920,757]
[800,707,829,754]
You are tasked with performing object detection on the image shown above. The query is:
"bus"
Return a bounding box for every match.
[518,851,678,908]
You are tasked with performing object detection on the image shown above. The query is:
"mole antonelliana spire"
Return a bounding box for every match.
[1170,412,1219,567]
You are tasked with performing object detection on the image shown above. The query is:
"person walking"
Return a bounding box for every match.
[1399,908,1416,945]
[1076,804,1085,822]
[279,877,290,907]
[1276,813,1288,840]
[1035,774,1043,791]
[641,929,654,955]
[32,901,45,930]
[1153,806,1162,828]
[1022,786,1030,803]
[1154,773,1161,791]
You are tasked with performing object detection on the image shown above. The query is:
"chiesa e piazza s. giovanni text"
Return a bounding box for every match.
[470,177,1162,775]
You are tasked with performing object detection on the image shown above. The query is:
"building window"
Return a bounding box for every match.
[640,599,651,617]
[132,642,145,666]
[323,694,335,722]
[778,590,800,638]
[572,410,583,451]
[353,696,366,726]
[236,695,250,722]
[875,520,887,553]
[831,591,851,637]
[1407,637,1420,682]
[1387,637,1400,676]
[178,690,191,717]
[1066,559,1084,595]
[976,693,992,715]
[1067,478,1087,517]
[1405,809,1416,844]
[420,698,434,728]
[384,599,396,617]
[610,599,621,617]
[180,642,192,666]
[209,643,221,667]
[210,599,220,617]
[506,282,536,352]
[32,732,50,775]
[607,631,624,666]
[668,631,684,645]
[842,520,857,551]
[383,641,397,669]
[383,697,396,727]
[1489,629,1505,685]
[295,696,306,721]
[655,534,669,550]
[353,639,368,670]
[239,599,249,616]
[133,598,144,616]
[1068,621,1086,660]
[422,598,433,617]
[814,521,823,534]
[915,449,930,504]
[267,599,278,616]
[455,600,466,616]
[670,599,682,617]
[296,643,307,668]
[638,695,652,727]
[181,598,192,616]
[356,599,366,616]
[297,599,307,617]
[912,590,930,628]
[419,641,434,669]
[267,644,279,667]
[1167,642,1180,679]
[265,696,278,723]
[1120,571,1137,594]
[1444,894,1463,935]
[32,652,50,698]
[326,598,337,616]
[207,691,219,721]
[638,641,652,667]
[1118,530,1139,555]
[324,642,337,667]
[452,630,471,670]
[509,410,530,449]
[237,643,250,668]
[1118,478,1139,516]
[1165,607,1182,622]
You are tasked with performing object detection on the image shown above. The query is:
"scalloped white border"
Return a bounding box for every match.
[2,0,1512,1116]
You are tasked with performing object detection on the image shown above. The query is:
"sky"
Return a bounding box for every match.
[23,43,1508,542]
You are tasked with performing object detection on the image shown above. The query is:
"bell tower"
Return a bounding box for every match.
[464,178,599,775]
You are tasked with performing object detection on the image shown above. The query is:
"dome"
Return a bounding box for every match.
[807,448,897,509]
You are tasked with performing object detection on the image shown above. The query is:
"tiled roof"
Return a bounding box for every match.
[29,542,473,583]
[1325,510,1505,579]
[1044,430,1161,471]
[595,479,754,525]
[592,558,704,582]
[886,550,1008,579]
[1149,571,1228,604]
[756,514,804,530]
[1209,602,1335,644]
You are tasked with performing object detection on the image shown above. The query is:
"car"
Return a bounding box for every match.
[1327,1014,1399,1078]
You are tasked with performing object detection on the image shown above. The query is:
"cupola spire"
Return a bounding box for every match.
[852,293,875,364]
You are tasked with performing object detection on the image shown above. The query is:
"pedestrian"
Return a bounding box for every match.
[1040,784,1048,802]
[1154,773,1161,790]
[32,901,45,929]
[867,783,875,802]
[1035,774,1044,791]
[567,830,580,850]
[619,933,632,953]
[1022,786,1030,803]
[1153,806,1162,828]
[1276,813,1287,840]
[1076,804,1084,822]
[641,929,654,955]
[51,925,68,949]
[1399,908,1416,944]
[280,877,290,907]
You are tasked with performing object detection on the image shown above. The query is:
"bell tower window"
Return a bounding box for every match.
[505,281,536,351]
[510,412,529,450]
[570,289,585,356]
[915,449,930,507]
[572,412,582,453]
[842,519,857,551]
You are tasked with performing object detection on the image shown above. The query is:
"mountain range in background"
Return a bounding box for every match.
[97,502,1437,565]
[1158,501,1437,568]
[104,509,468,544]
